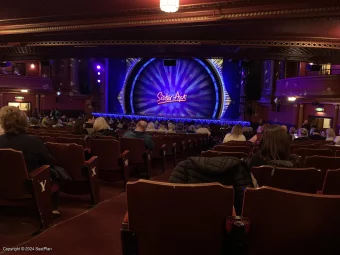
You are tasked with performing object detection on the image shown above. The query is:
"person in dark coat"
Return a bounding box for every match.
[309,128,326,141]
[0,106,60,217]
[169,156,255,214]
[123,120,154,150]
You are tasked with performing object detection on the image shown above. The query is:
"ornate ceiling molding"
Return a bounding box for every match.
[0,5,339,35]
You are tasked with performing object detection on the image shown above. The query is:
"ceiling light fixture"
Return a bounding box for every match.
[30,64,35,69]
[288,97,296,102]
[160,0,179,13]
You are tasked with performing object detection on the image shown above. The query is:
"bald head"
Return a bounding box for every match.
[136,120,148,132]
[281,125,288,132]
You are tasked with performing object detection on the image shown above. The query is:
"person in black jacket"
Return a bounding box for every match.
[0,106,60,217]
[169,156,255,214]
[309,128,326,141]
[123,120,154,150]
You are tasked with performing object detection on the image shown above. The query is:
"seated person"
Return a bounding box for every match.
[0,106,60,217]
[195,125,211,137]
[294,128,308,142]
[90,117,116,138]
[249,123,269,144]
[187,125,196,133]
[72,119,88,135]
[167,123,177,133]
[146,122,156,132]
[123,120,154,150]
[0,124,3,135]
[157,124,167,132]
[249,124,298,168]
[289,127,297,140]
[223,124,246,143]
[29,117,40,129]
[309,128,326,141]
[84,113,95,128]
[326,128,336,141]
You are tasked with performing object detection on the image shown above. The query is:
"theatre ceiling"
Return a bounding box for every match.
[0,0,340,62]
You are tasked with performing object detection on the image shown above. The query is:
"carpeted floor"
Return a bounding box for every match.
[0,161,174,255]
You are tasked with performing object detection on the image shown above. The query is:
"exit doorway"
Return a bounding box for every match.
[308,115,333,130]
[8,102,31,116]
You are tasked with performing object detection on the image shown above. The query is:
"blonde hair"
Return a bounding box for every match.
[146,122,155,131]
[326,128,335,138]
[168,123,175,131]
[93,117,110,131]
[231,124,243,137]
[0,106,29,135]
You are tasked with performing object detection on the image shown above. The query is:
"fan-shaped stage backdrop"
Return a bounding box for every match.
[120,58,230,119]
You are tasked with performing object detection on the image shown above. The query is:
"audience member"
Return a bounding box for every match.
[84,113,95,128]
[295,128,308,142]
[29,117,40,129]
[123,120,154,150]
[326,128,336,141]
[249,124,296,168]
[334,130,340,144]
[90,117,116,138]
[72,119,87,135]
[309,128,326,140]
[302,120,310,131]
[158,124,167,132]
[249,123,268,144]
[195,125,211,137]
[281,125,288,133]
[289,127,296,140]
[146,122,156,131]
[223,124,246,143]
[167,123,177,133]
[0,106,60,217]
[187,125,196,133]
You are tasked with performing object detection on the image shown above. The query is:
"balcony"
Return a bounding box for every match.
[0,74,53,93]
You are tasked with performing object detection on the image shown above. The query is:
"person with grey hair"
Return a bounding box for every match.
[195,124,211,137]
[123,120,154,150]
[294,128,309,142]
[167,123,176,133]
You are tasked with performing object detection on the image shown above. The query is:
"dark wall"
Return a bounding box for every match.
[107,58,126,113]
[221,60,241,119]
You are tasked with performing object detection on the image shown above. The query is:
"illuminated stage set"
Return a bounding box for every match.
[95,58,249,125]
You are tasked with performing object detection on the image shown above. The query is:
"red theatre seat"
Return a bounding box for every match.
[150,136,167,173]
[251,166,322,193]
[45,143,100,205]
[55,137,87,148]
[88,139,129,187]
[242,187,340,254]
[0,149,52,229]
[293,148,332,160]
[121,180,234,255]
[213,145,252,155]
[322,169,340,195]
[119,138,151,178]
[201,150,249,159]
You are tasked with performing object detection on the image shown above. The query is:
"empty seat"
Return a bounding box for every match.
[121,180,234,255]
[0,149,52,229]
[45,143,100,205]
[213,145,252,155]
[119,138,151,178]
[56,137,87,148]
[88,139,129,186]
[293,148,332,159]
[158,136,177,166]
[322,169,340,195]
[151,136,167,173]
[201,150,249,159]
[242,187,340,254]
[251,166,322,193]
[304,156,340,175]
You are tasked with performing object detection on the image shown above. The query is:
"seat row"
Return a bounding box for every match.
[121,180,340,255]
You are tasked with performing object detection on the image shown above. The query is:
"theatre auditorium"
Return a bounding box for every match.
[1,0,340,254]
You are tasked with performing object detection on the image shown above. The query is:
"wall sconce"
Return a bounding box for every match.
[30,64,35,69]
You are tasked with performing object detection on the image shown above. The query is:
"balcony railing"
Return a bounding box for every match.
[306,69,340,76]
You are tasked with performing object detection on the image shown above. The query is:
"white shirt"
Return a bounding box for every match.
[196,128,211,137]
[223,133,246,143]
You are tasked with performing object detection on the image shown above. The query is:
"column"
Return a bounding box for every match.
[41,95,45,112]
[333,105,339,130]
[297,104,304,128]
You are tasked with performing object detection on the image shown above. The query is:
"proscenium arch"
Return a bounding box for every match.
[123,57,225,119]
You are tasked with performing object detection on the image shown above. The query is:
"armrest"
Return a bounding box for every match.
[29,165,50,179]
[120,150,129,158]
[226,216,250,234]
[85,156,98,165]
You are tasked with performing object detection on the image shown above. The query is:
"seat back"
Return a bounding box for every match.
[56,137,87,148]
[223,141,252,148]
[322,169,340,195]
[251,166,322,193]
[304,156,340,174]
[293,148,332,159]
[325,145,340,156]
[0,149,29,199]
[201,150,249,159]
[45,142,85,181]
[151,136,165,158]
[127,180,234,255]
[89,139,121,170]
[289,143,317,153]
[119,137,146,162]
[242,187,340,254]
[213,145,251,154]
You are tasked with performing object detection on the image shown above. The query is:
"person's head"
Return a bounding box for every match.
[93,117,110,131]
[146,122,155,131]
[136,120,148,132]
[281,125,288,132]
[188,125,195,132]
[168,123,175,131]
[86,113,95,123]
[298,128,308,137]
[159,124,166,130]
[73,119,85,133]
[30,117,39,125]
[326,128,335,138]
[289,127,296,135]
[259,124,291,161]
[0,106,29,135]
[303,120,308,125]
[231,124,243,136]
